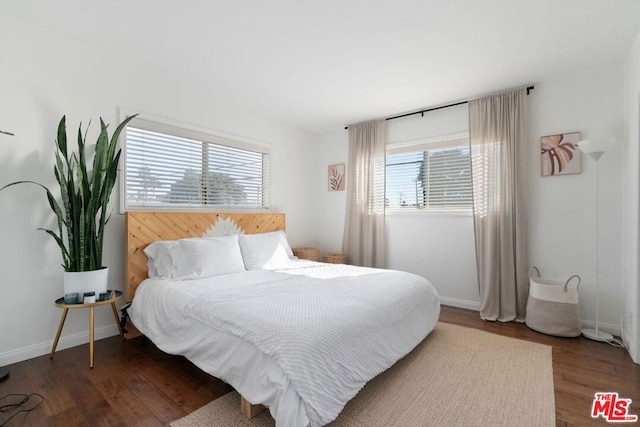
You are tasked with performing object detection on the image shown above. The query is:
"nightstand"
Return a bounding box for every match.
[292,247,321,261]
[51,290,124,368]
[323,253,347,264]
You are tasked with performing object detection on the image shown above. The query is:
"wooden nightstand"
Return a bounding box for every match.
[323,253,347,264]
[293,247,321,261]
[51,290,124,368]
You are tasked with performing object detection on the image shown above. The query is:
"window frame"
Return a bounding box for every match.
[385,133,472,215]
[118,111,272,213]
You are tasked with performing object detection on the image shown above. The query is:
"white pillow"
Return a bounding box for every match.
[144,240,178,278]
[238,230,294,270]
[173,235,245,279]
[144,235,245,279]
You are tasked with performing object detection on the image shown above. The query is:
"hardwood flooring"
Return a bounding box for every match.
[439,306,640,427]
[1,305,638,426]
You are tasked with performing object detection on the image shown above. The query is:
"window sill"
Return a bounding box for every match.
[385,209,472,217]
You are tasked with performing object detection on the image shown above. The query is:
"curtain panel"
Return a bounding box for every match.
[342,120,387,268]
[468,88,528,322]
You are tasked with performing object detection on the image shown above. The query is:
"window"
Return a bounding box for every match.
[386,136,471,211]
[122,118,270,211]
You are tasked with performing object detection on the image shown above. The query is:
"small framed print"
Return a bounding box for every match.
[540,132,582,176]
[328,164,345,191]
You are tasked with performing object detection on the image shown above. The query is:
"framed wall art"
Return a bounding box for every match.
[540,131,582,176]
[328,163,345,191]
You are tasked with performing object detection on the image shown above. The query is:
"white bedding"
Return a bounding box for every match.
[129,260,440,426]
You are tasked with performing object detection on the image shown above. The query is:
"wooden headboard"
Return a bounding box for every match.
[125,211,286,302]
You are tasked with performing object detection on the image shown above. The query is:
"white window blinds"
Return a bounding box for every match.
[123,119,270,210]
[386,137,471,210]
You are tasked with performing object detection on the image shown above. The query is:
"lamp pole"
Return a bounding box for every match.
[579,140,614,342]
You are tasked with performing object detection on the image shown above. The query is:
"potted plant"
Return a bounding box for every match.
[1,114,137,297]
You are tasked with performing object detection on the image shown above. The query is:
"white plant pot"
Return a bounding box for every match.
[63,267,109,296]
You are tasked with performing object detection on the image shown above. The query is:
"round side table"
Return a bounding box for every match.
[51,290,124,368]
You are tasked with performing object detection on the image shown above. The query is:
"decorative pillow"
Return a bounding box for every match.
[144,235,245,279]
[238,230,294,270]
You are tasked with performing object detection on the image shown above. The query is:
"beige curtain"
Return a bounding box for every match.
[468,88,528,322]
[342,120,386,268]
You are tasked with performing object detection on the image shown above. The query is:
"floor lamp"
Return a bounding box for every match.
[578,137,615,342]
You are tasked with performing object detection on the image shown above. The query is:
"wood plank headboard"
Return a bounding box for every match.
[125,211,286,302]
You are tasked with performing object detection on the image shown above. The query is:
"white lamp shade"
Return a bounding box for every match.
[578,137,615,161]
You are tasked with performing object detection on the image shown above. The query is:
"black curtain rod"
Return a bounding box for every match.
[345,85,534,129]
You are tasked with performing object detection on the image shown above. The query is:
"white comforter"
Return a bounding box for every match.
[130,260,440,426]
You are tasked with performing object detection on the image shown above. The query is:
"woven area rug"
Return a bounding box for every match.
[170,322,555,427]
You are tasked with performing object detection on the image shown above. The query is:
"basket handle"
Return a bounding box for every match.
[564,274,581,291]
[529,266,541,277]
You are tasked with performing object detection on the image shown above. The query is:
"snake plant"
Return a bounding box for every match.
[1,114,137,272]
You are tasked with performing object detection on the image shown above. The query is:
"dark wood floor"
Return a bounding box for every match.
[1,305,638,426]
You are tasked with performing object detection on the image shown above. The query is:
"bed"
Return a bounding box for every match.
[125,212,440,426]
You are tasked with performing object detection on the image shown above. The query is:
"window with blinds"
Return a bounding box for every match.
[386,136,471,211]
[123,118,270,211]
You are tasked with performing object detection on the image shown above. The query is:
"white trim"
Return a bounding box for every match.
[385,132,472,212]
[622,327,633,352]
[0,325,120,366]
[387,131,469,151]
[439,296,481,311]
[440,300,623,339]
[386,209,472,217]
[129,117,271,154]
[117,107,272,215]
[122,205,271,213]
[119,108,273,148]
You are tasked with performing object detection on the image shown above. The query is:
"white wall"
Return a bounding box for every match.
[311,105,479,309]
[529,66,624,335]
[310,130,349,254]
[623,29,640,363]
[312,66,626,335]
[0,14,316,366]
[385,105,479,309]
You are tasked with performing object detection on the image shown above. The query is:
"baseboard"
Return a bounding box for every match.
[439,300,624,339]
[0,325,120,367]
[1,305,629,366]
[621,327,635,356]
[439,297,480,311]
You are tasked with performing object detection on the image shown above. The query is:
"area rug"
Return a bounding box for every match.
[170,322,555,426]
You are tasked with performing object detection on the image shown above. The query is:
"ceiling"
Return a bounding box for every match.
[3,1,640,133]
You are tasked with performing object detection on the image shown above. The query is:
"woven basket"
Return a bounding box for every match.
[292,247,320,261]
[323,253,347,264]
[525,266,581,337]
